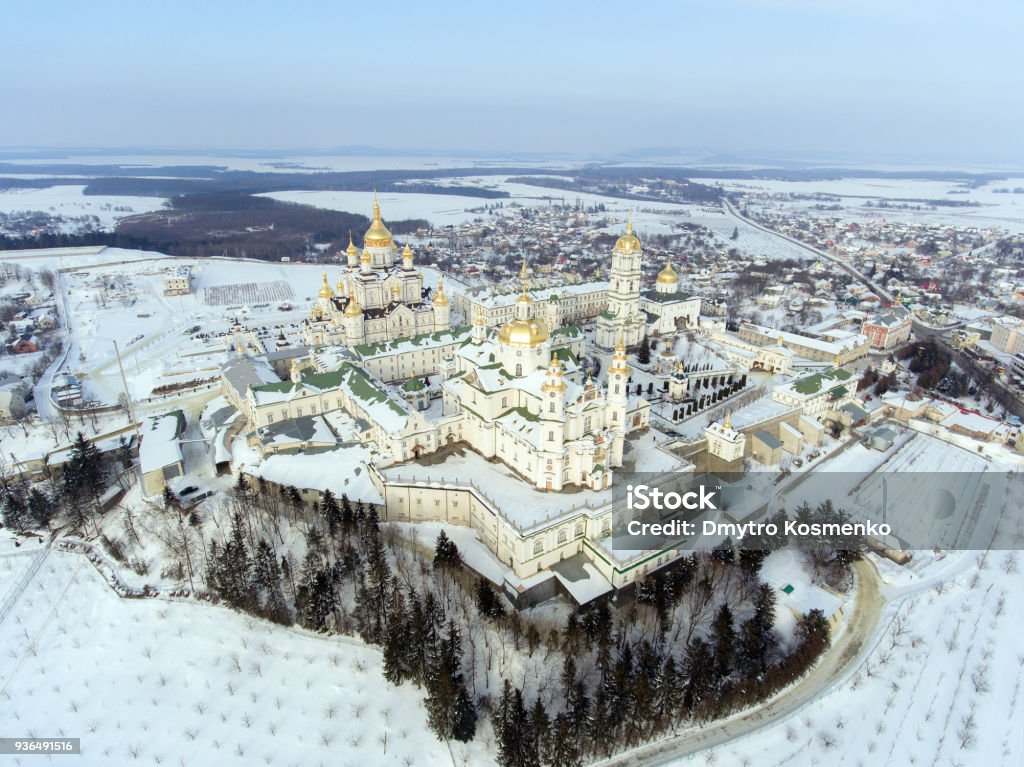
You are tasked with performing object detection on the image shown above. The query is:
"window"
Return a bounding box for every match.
[502,396,508,407]
[296,408,303,417]
[575,522,584,537]
[533,539,544,555]
[549,402,555,413]
[557,529,567,544]
[601,520,611,538]
[516,364,523,376]
[548,430,555,441]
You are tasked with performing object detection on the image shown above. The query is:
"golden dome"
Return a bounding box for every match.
[345,233,358,258]
[344,287,362,317]
[541,354,567,392]
[497,317,549,347]
[609,334,629,373]
[335,274,346,294]
[433,277,449,307]
[360,248,371,263]
[363,194,393,248]
[402,243,413,260]
[656,258,678,284]
[318,272,335,299]
[613,215,641,254]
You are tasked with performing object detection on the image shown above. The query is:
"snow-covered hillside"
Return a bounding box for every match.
[0,545,487,767]
[687,550,1024,766]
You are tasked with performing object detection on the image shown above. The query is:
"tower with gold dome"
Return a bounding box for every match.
[596,216,645,349]
[303,195,449,347]
[495,260,551,377]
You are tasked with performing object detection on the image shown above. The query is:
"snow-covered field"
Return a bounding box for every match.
[0,546,484,767]
[0,185,166,231]
[259,189,502,226]
[690,549,1024,766]
[701,176,1024,233]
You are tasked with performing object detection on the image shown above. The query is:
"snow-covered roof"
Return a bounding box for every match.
[139,411,184,474]
[232,437,382,505]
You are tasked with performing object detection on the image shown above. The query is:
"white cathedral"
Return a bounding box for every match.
[238,208,665,494]
[303,196,451,348]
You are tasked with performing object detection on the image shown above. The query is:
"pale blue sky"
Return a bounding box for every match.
[1,0,1021,162]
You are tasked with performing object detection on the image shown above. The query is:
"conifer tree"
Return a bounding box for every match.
[474,577,506,620]
[433,529,462,570]
[450,681,477,742]
[710,603,736,684]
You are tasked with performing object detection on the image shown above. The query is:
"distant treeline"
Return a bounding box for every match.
[0,230,159,252]
[508,172,724,204]
[0,164,525,198]
[0,195,430,261]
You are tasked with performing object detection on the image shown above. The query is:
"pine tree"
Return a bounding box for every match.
[322,489,341,544]
[354,519,392,643]
[450,681,477,742]
[426,619,465,739]
[587,683,616,757]
[655,656,684,731]
[433,530,462,570]
[26,487,55,529]
[684,637,716,718]
[340,493,355,537]
[253,538,291,625]
[474,577,506,620]
[636,336,651,365]
[546,712,582,767]
[739,583,777,678]
[528,697,549,765]
[382,577,408,684]
[710,603,736,684]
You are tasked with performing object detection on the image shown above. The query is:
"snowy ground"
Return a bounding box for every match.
[701,176,1024,233]
[0,185,167,232]
[0,543,488,767]
[686,548,1024,766]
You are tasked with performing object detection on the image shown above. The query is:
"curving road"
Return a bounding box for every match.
[592,558,885,766]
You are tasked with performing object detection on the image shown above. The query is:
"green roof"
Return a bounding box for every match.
[353,325,471,358]
[252,363,407,420]
[553,346,578,366]
[339,363,408,419]
[551,324,583,339]
[253,369,346,394]
[791,367,853,396]
[402,377,425,392]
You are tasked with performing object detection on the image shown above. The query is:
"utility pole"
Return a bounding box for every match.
[113,340,140,439]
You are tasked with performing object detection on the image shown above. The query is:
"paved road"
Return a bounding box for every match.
[720,197,973,338]
[593,558,885,766]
